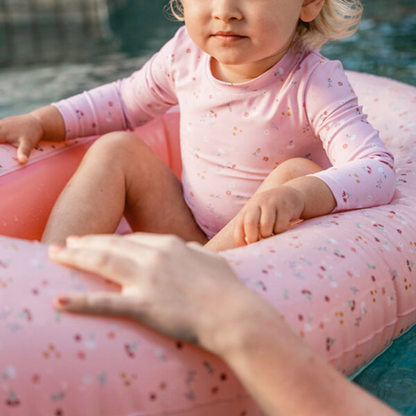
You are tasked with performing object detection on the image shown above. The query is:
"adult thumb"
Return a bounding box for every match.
[54,292,130,317]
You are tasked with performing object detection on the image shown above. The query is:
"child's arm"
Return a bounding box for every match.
[205,158,331,250]
[52,30,182,142]
[0,105,65,164]
[304,60,396,213]
[0,27,184,164]
[230,60,396,250]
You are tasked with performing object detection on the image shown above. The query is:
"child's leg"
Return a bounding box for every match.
[204,158,323,252]
[41,132,208,246]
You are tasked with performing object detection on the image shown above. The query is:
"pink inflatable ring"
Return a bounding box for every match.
[0,71,414,415]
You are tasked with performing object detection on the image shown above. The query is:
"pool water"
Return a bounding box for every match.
[0,0,415,118]
[322,0,416,84]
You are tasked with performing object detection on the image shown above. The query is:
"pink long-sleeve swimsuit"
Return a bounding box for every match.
[55,27,395,239]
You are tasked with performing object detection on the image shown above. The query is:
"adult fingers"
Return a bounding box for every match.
[49,244,139,287]
[67,233,184,256]
[65,234,162,264]
[244,207,261,244]
[54,291,137,317]
[122,232,185,250]
[186,240,218,258]
[55,291,199,345]
[259,206,276,239]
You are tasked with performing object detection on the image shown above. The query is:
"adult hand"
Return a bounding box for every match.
[49,233,256,354]
[49,233,399,416]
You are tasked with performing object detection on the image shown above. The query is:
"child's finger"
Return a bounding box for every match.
[17,139,32,164]
[273,210,292,234]
[244,207,261,244]
[233,213,248,247]
[259,206,276,239]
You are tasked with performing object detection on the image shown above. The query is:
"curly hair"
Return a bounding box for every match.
[166,0,363,50]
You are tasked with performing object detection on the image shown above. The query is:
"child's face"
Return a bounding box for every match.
[181,0,317,81]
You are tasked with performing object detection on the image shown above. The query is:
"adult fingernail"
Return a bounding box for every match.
[57,296,72,305]
[49,244,64,255]
[66,235,80,245]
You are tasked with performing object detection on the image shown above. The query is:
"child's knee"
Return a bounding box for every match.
[257,158,323,191]
[276,158,323,180]
[86,132,143,165]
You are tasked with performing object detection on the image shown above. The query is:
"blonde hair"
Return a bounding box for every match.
[166,0,363,50]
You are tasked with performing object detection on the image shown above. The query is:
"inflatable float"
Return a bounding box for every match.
[0,71,414,415]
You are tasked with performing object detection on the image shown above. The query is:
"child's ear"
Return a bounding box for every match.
[300,0,325,23]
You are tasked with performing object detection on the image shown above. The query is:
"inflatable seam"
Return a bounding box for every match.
[329,317,398,362]
[126,393,253,416]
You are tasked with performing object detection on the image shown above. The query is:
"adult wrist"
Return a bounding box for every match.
[199,287,281,359]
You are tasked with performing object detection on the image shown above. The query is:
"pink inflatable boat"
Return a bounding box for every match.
[0,71,415,415]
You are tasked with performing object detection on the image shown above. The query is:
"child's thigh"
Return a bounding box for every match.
[100,132,207,244]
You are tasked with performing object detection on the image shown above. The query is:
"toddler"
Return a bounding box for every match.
[0,0,395,251]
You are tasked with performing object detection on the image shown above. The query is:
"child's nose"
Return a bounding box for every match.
[212,0,243,22]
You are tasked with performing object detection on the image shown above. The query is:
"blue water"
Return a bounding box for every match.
[353,324,416,415]
[321,0,416,85]
[0,0,415,118]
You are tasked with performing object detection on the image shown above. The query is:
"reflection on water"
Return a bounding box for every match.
[0,0,415,118]
[321,0,416,85]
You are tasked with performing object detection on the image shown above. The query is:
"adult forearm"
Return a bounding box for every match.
[30,105,66,142]
[208,294,399,416]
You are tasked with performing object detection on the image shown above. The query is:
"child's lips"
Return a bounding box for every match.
[212,32,247,43]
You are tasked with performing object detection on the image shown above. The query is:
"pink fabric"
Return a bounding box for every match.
[54,27,395,238]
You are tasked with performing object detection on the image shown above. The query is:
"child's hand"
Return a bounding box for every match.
[233,186,305,246]
[0,113,45,164]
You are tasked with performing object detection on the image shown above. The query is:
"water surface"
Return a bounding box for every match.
[0,0,414,118]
